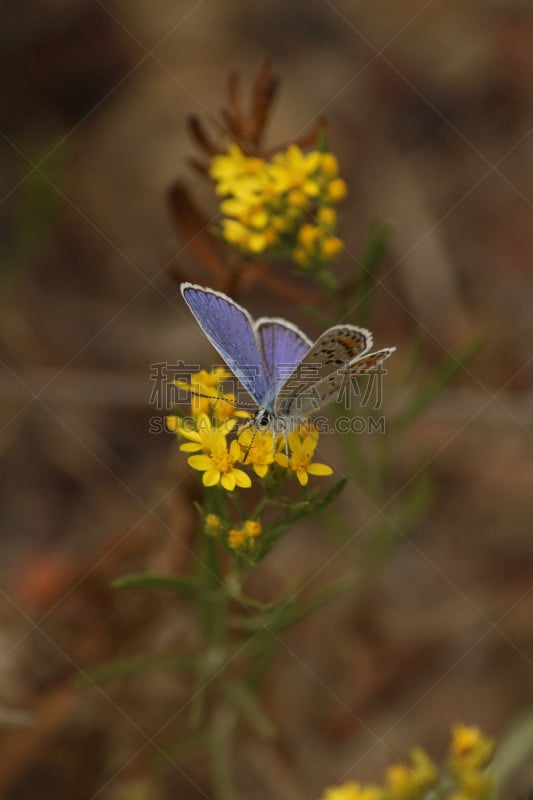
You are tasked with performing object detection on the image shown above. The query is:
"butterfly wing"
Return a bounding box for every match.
[280,347,396,417]
[274,324,373,415]
[255,317,312,408]
[181,283,267,405]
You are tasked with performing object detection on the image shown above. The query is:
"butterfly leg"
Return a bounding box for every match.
[274,418,289,460]
[235,417,255,464]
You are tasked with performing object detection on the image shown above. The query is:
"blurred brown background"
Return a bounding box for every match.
[1,1,533,798]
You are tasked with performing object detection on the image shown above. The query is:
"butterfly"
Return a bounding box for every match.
[181,282,395,436]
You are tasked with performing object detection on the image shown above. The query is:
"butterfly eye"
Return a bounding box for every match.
[256,410,271,428]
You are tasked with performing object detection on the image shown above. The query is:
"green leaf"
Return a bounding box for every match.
[112,573,204,595]
[393,470,434,532]
[230,593,275,612]
[278,570,358,630]
[228,614,263,633]
[208,704,238,800]
[75,653,197,686]
[354,219,394,323]
[252,479,348,564]
[316,127,329,152]
[231,571,358,644]
[389,331,486,439]
[157,731,208,763]
[1,158,61,282]
[301,303,336,328]
[491,713,533,794]
[309,476,348,514]
[224,680,277,739]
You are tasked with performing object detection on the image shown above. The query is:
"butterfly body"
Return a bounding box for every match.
[181,283,395,436]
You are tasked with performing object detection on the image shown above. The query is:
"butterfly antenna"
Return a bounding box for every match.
[186,388,259,412]
[239,425,257,465]
[176,387,228,406]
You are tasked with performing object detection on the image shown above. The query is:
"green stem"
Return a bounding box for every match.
[209,702,238,800]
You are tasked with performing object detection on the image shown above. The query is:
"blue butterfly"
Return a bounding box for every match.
[181,282,395,435]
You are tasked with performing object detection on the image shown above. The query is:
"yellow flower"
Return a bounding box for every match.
[228,527,246,548]
[322,783,382,800]
[298,223,320,248]
[449,725,494,771]
[303,178,321,197]
[238,428,276,477]
[248,231,270,253]
[220,196,252,218]
[320,152,340,177]
[242,519,262,538]
[174,367,234,418]
[460,772,493,799]
[189,436,252,491]
[205,393,233,422]
[270,145,321,191]
[317,206,337,227]
[166,415,180,433]
[227,519,262,550]
[205,514,222,536]
[192,367,231,387]
[275,430,333,486]
[190,392,213,418]
[386,748,437,800]
[221,218,249,245]
[409,748,438,790]
[386,764,413,797]
[173,413,235,455]
[209,144,263,195]
[211,143,346,269]
[328,177,348,201]
[287,188,308,208]
[249,209,269,229]
[321,235,343,258]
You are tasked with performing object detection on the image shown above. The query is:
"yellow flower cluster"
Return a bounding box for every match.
[167,370,333,492]
[384,748,438,800]
[228,519,262,550]
[448,724,494,800]
[275,427,333,487]
[203,513,263,551]
[173,367,242,422]
[322,726,494,800]
[209,143,347,270]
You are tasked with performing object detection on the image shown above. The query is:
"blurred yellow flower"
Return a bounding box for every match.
[228,527,246,548]
[321,724,494,800]
[242,519,262,537]
[173,367,251,423]
[321,236,344,259]
[228,519,263,550]
[386,748,438,800]
[209,142,347,271]
[323,783,382,800]
[328,177,348,201]
[317,205,337,227]
[320,152,340,177]
[210,143,263,195]
[409,748,438,790]
[448,724,494,800]
[205,513,222,536]
[174,367,230,418]
[449,725,494,771]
